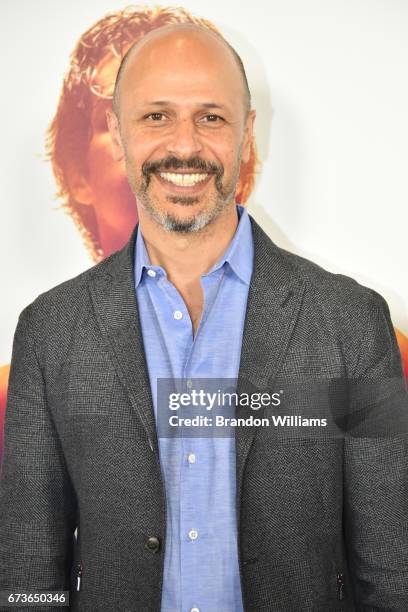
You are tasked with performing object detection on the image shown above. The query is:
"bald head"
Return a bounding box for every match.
[112,23,251,119]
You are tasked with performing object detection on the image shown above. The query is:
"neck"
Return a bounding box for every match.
[138,203,239,286]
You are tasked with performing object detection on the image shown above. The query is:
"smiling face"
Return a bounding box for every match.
[107,25,255,233]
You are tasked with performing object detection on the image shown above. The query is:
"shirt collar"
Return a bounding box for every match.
[134,224,154,287]
[203,204,253,284]
[134,204,253,287]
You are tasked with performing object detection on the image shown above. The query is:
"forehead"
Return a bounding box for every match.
[120,32,243,107]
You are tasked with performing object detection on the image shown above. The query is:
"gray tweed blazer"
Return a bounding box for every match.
[0,214,407,611]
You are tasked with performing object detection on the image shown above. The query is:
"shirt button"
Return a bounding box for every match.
[147,269,156,277]
[187,453,196,464]
[188,529,198,541]
[174,310,183,320]
[145,536,160,553]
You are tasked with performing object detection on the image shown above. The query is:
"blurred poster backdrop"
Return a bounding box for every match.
[1,1,407,465]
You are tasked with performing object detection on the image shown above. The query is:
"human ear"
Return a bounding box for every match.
[106,110,125,162]
[241,109,256,164]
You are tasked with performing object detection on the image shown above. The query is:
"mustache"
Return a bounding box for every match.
[142,156,224,179]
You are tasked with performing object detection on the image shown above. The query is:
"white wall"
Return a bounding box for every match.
[1,0,407,362]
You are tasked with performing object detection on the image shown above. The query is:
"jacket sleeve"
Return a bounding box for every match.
[343,290,408,610]
[0,304,77,610]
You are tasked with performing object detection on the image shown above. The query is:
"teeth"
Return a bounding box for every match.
[159,172,209,186]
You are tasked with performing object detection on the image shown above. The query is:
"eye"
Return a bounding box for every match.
[145,112,166,121]
[201,114,223,123]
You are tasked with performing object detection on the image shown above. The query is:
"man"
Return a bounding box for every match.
[1,22,407,612]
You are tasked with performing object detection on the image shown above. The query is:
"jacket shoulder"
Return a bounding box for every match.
[252,215,396,374]
[16,250,120,340]
[278,245,383,307]
[270,243,399,377]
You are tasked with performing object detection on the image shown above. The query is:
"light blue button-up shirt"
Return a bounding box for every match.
[134,204,253,612]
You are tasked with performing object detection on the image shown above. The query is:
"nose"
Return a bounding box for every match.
[165,118,202,158]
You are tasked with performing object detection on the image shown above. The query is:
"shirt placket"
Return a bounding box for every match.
[149,270,195,611]
[179,270,225,612]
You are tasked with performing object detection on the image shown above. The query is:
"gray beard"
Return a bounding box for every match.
[132,168,240,234]
[124,142,243,234]
[137,189,234,234]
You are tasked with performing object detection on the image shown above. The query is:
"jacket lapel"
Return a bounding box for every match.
[234,216,305,527]
[89,224,160,455]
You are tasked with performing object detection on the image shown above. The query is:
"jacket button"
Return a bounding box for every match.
[145,536,160,553]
